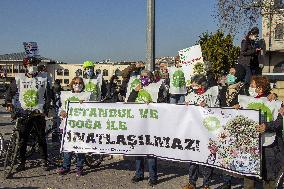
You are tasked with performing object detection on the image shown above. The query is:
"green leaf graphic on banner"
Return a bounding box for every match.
[65,96,80,109]
[172,70,186,88]
[203,116,221,132]
[135,89,153,103]
[85,81,98,94]
[23,89,39,107]
[247,102,273,121]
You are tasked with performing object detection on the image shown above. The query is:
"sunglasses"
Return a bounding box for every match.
[74,82,83,85]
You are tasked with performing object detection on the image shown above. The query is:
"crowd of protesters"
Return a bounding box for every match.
[3,27,284,189]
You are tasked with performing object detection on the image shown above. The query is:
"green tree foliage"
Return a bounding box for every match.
[197,30,240,76]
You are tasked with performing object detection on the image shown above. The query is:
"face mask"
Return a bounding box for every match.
[27,66,38,74]
[85,69,94,77]
[154,76,161,83]
[226,74,236,85]
[140,76,151,87]
[249,87,258,97]
[73,84,83,92]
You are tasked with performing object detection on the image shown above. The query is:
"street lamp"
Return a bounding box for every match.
[146,0,155,71]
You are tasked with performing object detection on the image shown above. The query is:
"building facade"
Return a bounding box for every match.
[261,0,284,73]
[0,52,135,87]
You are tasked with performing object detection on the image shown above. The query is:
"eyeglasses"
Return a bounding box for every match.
[74,82,83,85]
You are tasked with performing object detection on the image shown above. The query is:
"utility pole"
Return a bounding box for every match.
[268,0,273,73]
[146,0,155,71]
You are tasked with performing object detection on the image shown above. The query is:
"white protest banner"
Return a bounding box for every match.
[238,95,282,146]
[169,67,187,95]
[60,91,92,112]
[185,86,219,107]
[84,75,103,101]
[179,45,204,65]
[178,45,205,86]
[238,95,282,121]
[62,102,261,178]
[59,91,92,130]
[23,42,39,57]
[16,74,47,113]
[137,80,163,103]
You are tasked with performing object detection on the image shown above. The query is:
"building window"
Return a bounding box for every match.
[96,69,101,74]
[103,69,108,76]
[57,69,63,76]
[5,66,12,73]
[275,23,283,40]
[13,66,19,73]
[19,65,26,73]
[76,69,83,76]
[64,79,69,84]
[64,69,69,76]
[115,69,122,76]
[58,79,63,84]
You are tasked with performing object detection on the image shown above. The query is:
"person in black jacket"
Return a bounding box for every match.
[238,27,262,85]
[104,75,120,102]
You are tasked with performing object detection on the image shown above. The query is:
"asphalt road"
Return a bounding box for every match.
[0,99,249,189]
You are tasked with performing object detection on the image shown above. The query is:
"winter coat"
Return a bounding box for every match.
[104,82,119,103]
[238,38,259,67]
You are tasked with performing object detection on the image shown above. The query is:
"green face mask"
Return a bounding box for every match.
[226,74,236,85]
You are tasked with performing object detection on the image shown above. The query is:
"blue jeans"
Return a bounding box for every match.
[62,152,85,169]
[135,156,157,180]
[188,163,213,186]
[169,94,185,104]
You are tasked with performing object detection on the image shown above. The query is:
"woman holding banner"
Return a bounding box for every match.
[183,74,217,189]
[235,75,284,188]
[58,76,90,177]
[127,70,165,186]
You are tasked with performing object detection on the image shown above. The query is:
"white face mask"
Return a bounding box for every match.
[27,66,38,74]
[249,87,258,97]
[73,84,83,92]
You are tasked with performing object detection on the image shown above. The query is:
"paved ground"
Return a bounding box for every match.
[0,99,255,189]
